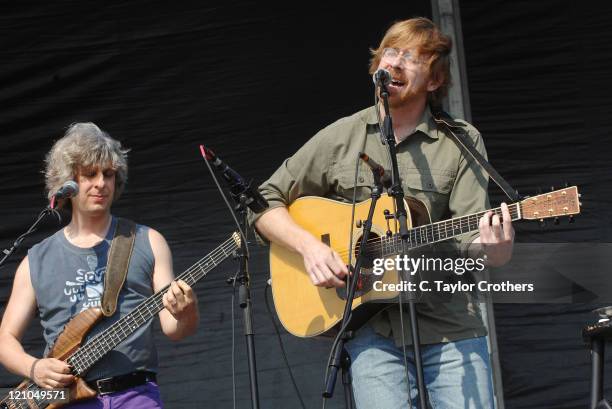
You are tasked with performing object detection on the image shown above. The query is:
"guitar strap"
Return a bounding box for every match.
[431,109,521,202]
[101,218,136,317]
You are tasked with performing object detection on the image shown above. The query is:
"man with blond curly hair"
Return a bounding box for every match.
[0,123,199,408]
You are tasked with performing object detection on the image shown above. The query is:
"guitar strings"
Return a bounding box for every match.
[345,205,519,258]
[331,204,520,260]
[69,236,239,374]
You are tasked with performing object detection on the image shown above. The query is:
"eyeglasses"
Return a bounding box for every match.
[381,47,423,66]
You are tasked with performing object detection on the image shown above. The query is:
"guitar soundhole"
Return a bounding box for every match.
[354,232,381,269]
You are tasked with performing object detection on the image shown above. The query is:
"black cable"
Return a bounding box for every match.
[263,282,308,409]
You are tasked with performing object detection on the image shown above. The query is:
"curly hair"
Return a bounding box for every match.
[44,123,129,202]
[369,17,452,108]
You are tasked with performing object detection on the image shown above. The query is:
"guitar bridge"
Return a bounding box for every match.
[336,270,375,300]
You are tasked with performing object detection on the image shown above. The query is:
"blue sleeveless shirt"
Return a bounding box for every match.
[28,217,159,381]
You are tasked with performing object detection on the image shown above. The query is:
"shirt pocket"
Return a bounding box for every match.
[399,169,455,222]
[332,164,379,203]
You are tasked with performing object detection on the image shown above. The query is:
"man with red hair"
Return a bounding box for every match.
[253,18,514,408]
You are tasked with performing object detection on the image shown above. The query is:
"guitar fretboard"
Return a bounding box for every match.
[375,203,521,256]
[66,235,239,376]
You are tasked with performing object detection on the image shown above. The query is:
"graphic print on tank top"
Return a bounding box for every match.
[63,254,105,312]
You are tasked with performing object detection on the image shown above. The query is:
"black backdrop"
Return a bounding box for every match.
[462,1,612,408]
[1,1,611,408]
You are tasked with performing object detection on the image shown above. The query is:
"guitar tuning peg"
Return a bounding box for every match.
[569,215,575,223]
[537,187,543,194]
[539,218,546,227]
[550,186,555,192]
[564,181,570,188]
[554,217,560,225]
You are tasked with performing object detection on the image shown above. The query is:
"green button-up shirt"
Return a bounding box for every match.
[253,105,490,345]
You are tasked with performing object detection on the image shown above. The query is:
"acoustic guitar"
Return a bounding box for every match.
[0,233,241,409]
[269,187,581,337]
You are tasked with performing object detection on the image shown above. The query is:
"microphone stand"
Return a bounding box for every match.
[200,146,266,409]
[1,206,60,268]
[378,83,429,408]
[230,195,260,409]
[322,160,385,404]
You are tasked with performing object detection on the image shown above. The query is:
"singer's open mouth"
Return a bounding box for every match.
[391,79,405,86]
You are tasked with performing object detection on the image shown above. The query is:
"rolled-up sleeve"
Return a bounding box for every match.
[247,128,335,241]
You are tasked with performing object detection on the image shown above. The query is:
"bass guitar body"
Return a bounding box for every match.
[2,308,103,409]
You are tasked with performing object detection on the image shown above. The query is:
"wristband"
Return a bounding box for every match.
[29,359,40,382]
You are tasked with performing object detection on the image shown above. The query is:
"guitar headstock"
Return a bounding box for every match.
[232,232,242,247]
[520,186,581,220]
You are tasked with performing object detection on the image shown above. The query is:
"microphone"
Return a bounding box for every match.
[372,68,391,87]
[201,146,244,186]
[49,180,79,209]
[54,180,79,200]
[359,152,391,188]
[200,146,269,214]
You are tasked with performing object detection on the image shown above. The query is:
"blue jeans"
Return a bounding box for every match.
[344,325,494,409]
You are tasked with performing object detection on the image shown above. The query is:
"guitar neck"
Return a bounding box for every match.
[380,202,522,256]
[67,234,239,376]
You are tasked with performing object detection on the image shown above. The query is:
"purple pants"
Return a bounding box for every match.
[66,382,163,409]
